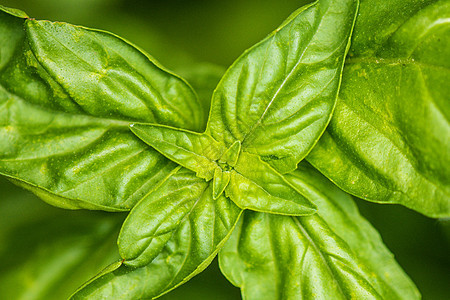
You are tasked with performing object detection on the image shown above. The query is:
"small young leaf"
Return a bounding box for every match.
[219,140,241,167]
[219,163,421,300]
[0,5,28,19]
[307,0,450,217]
[226,152,317,215]
[130,124,226,180]
[213,167,231,199]
[206,0,359,174]
[73,169,243,298]
[0,9,201,210]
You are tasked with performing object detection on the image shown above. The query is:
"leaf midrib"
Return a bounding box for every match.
[27,31,159,125]
[3,21,186,128]
[291,216,346,297]
[0,82,131,127]
[28,20,200,129]
[240,5,324,145]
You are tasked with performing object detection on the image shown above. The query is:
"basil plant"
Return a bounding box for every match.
[0,0,448,299]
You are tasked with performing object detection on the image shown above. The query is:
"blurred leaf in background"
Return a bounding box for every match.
[356,200,450,300]
[0,176,124,299]
[0,0,448,299]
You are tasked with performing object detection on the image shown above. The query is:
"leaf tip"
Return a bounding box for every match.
[0,5,29,18]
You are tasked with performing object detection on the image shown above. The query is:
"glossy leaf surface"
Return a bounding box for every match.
[0,177,125,300]
[0,8,202,210]
[219,163,420,299]
[73,168,242,298]
[25,19,204,128]
[207,0,359,174]
[307,0,450,217]
[118,167,242,268]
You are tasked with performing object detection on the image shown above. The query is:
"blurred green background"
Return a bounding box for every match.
[0,0,449,299]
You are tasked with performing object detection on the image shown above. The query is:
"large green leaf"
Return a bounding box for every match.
[24,19,204,127]
[0,177,125,300]
[307,0,450,217]
[206,0,359,174]
[131,124,317,216]
[219,163,420,299]
[72,168,243,299]
[118,167,242,267]
[0,7,202,210]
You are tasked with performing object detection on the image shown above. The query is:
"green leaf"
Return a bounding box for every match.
[307,0,450,217]
[0,9,202,210]
[219,140,241,167]
[0,7,25,70]
[0,177,125,300]
[25,19,204,129]
[0,5,28,19]
[130,124,226,180]
[226,152,317,215]
[213,141,240,198]
[131,124,317,215]
[213,166,231,199]
[219,162,421,299]
[118,167,240,268]
[206,0,359,174]
[72,168,243,299]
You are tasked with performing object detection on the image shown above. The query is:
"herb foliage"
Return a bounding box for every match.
[0,0,448,299]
